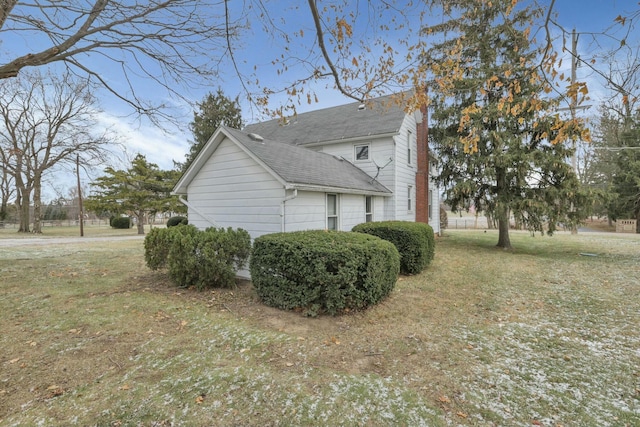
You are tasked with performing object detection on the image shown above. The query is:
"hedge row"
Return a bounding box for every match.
[144,225,251,289]
[352,221,435,275]
[144,220,436,316]
[249,230,400,316]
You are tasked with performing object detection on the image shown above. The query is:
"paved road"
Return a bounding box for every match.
[0,235,145,247]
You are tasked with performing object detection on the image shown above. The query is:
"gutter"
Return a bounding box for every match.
[178,196,222,228]
[303,131,399,148]
[281,188,298,232]
[290,184,391,197]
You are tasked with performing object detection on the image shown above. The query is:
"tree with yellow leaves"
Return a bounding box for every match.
[425,0,592,249]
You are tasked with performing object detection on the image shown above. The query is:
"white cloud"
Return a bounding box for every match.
[94,110,190,171]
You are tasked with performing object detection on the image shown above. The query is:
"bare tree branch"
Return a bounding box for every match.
[0,70,114,232]
[0,1,235,123]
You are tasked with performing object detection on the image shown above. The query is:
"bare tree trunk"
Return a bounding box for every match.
[489,214,495,229]
[0,167,11,225]
[136,211,145,235]
[17,186,30,233]
[495,166,512,249]
[497,214,511,249]
[32,178,42,234]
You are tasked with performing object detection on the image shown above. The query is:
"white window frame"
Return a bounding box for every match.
[327,193,339,230]
[365,195,373,223]
[407,185,413,212]
[354,144,370,162]
[429,189,433,220]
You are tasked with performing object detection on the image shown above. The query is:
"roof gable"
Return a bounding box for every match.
[173,126,391,196]
[225,127,391,194]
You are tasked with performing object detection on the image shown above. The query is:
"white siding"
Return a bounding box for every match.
[187,137,284,239]
[282,192,376,232]
[394,114,418,221]
[340,193,367,230]
[282,190,326,232]
[429,178,440,234]
[316,138,396,221]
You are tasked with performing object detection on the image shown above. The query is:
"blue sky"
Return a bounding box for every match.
[1,1,638,200]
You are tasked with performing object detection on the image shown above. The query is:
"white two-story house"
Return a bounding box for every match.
[172,93,440,244]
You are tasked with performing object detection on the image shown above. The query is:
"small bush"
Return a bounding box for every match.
[111,216,131,229]
[167,216,188,227]
[352,221,434,275]
[440,206,448,231]
[169,227,251,289]
[144,225,197,270]
[250,230,399,316]
[144,226,251,289]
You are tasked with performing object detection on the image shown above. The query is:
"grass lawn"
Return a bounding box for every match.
[0,223,155,239]
[0,230,638,426]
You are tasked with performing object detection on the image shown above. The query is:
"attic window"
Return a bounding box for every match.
[358,104,366,110]
[354,144,370,161]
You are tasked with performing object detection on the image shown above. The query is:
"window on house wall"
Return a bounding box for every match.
[407,130,413,165]
[327,194,339,230]
[354,144,370,161]
[429,189,433,220]
[365,196,373,222]
[407,185,413,211]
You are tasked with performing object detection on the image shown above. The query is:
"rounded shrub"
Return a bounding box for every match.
[352,221,435,275]
[110,216,131,229]
[250,230,400,316]
[168,226,251,289]
[166,216,188,227]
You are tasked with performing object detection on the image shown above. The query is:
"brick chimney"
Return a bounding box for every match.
[415,103,429,224]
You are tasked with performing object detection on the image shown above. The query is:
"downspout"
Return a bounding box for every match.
[281,189,298,232]
[178,196,222,228]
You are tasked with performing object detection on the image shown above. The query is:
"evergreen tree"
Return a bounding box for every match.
[425,0,591,248]
[587,107,626,223]
[85,154,183,235]
[610,118,640,231]
[180,89,243,173]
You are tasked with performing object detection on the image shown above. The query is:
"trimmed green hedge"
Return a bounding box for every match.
[110,216,131,229]
[352,221,435,275]
[250,230,400,316]
[167,216,188,227]
[144,225,251,289]
[144,225,196,270]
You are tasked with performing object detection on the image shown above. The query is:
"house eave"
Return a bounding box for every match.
[289,183,392,197]
[301,131,400,147]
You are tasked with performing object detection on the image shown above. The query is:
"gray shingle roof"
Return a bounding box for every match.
[243,93,408,146]
[224,127,391,195]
